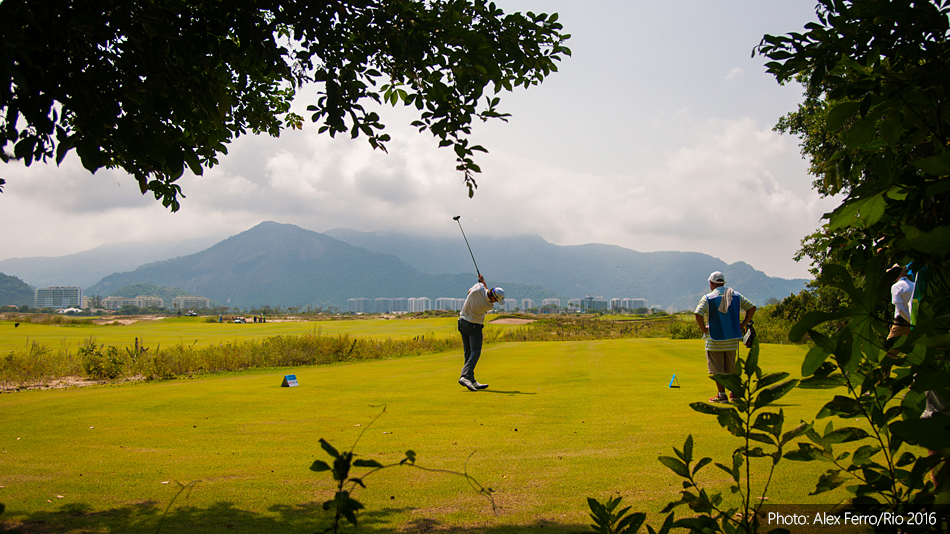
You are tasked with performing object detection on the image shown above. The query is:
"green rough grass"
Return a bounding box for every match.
[1,338,856,534]
[0,317,471,354]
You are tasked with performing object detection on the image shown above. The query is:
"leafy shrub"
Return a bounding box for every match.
[79,340,129,380]
[668,320,702,340]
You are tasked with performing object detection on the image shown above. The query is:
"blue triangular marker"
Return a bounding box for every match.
[669,375,680,388]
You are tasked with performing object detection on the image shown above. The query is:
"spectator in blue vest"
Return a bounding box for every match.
[694,271,756,403]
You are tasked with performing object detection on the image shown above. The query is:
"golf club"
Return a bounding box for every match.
[453,215,480,277]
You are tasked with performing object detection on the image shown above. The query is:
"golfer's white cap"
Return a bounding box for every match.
[708,271,726,284]
[490,287,505,303]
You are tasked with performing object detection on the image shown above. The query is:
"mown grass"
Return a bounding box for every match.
[0,314,799,389]
[0,336,858,534]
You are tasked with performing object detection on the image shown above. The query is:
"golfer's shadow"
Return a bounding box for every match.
[480,389,536,395]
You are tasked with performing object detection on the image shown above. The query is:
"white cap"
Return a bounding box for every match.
[708,271,726,284]
[490,287,505,303]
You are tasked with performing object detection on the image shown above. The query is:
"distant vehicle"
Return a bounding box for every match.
[234,317,247,324]
[185,311,198,317]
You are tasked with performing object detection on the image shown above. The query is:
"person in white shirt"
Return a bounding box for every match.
[458,274,505,391]
[888,264,915,342]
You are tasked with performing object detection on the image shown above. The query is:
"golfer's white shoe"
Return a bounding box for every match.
[472,381,489,390]
[458,377,478,391]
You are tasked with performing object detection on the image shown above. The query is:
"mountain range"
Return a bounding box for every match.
[324,228,808,311]
[3,222,808,311]
[0,236,221,289]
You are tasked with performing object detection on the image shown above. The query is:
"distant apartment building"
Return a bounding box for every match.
[499,300,517,312]
[348,298,373,314]
[375,298,393,314]
[392,298,408,313]
[102,295,164,310]
[611,298,622,310]
[580,295,609,311]
[408,297,430,312]
[520,299,534,311]
[34,286,83,309]
[173,295,211,310]
[435,297,465,312]
[541,298,561,309]
[622,298,648,310]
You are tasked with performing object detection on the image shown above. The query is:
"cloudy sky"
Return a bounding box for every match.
[0,0,838,280]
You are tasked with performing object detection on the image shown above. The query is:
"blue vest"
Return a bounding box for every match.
[706,291,742,341]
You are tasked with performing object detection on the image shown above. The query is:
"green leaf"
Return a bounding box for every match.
[817,395,863,419]
[914,152,950,175]
[784,443,827,462]
[891,415,950,451]
[844,113,878,148]
[802,345,830,377]
[752,411,785,437]
[823,426,870,444]
[319,438,340,459]
[310,460,331,473]
[880,109,902,146]
[692,457,713,476]
[851,445,881,466]
[754,380,799,410]
[658,456,691,478]
[790,308,861,342]
[618,512,647,534]
[799,374,848,389]
[780,422,810,446]
[897,224,950,256]
[826,101,861,132]
[756,372,790,390]
[811,469,847,495]
[689,402,732,415]
[717,409,745,438]
[712,373,742,394]
[828,191,886,230]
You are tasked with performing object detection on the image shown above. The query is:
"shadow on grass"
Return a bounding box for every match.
[1,500,590,534]
[478,389,537,395]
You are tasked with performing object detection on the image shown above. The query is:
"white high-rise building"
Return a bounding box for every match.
[34,286,83,309]
[102,295,165,310]
[375,298,393,314]
[408,297,430,312]
[348,298,373,314]
[622,298,648,310]
[173,295,210,310]
[520,299,534,311]
[436,297,466,311]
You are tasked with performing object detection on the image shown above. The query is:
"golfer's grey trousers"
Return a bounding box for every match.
[458,318,483,381]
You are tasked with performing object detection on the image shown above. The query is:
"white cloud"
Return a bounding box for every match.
[0,0,831,281]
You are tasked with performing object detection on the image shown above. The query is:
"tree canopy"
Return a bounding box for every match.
[759,0,950,273]
[0,0,570,209]
[758,0,950,506]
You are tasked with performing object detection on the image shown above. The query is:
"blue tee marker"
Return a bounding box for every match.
[281,374,299,387]
[669,375,680,388]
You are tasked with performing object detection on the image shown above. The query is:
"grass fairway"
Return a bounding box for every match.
[0,317,475,354]
[1,337,851,533]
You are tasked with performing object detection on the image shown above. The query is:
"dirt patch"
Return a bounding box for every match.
[90,315,165,325]
[1,375,146,393]
[490,318,535,325]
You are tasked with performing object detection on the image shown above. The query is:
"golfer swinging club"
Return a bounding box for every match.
[458,273,505,391]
